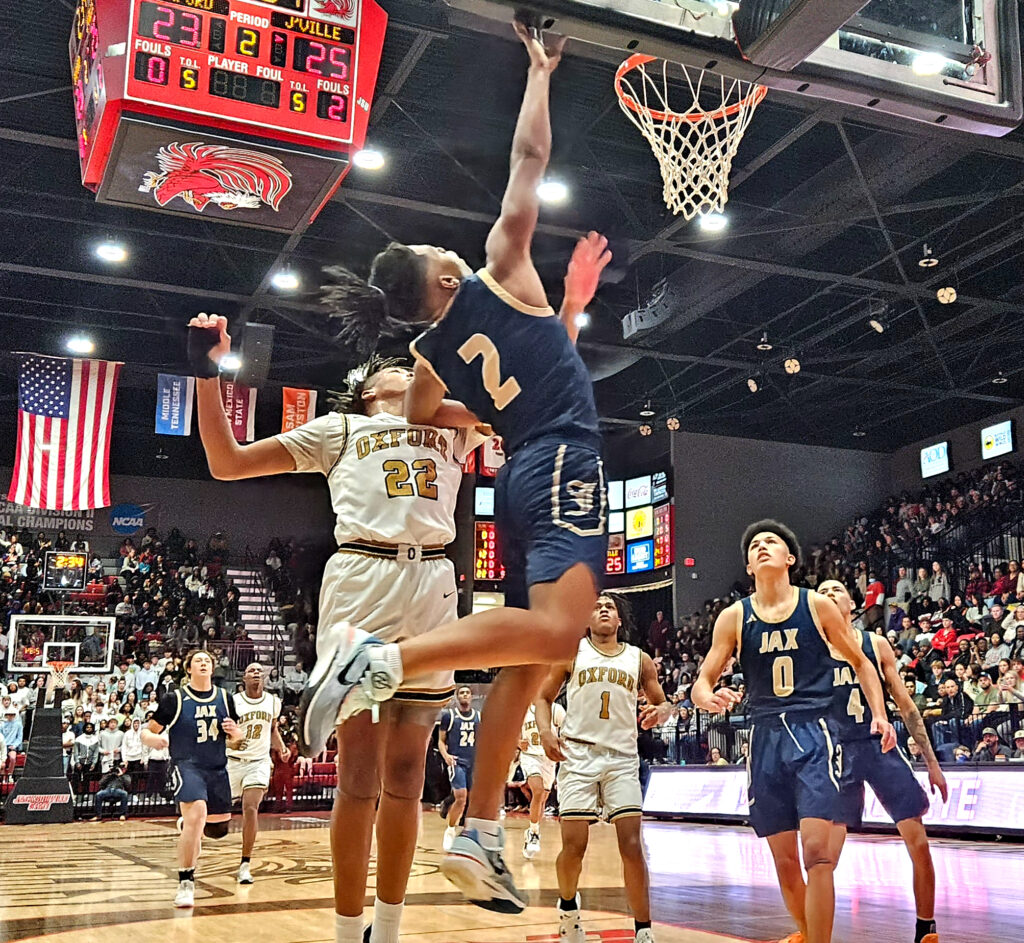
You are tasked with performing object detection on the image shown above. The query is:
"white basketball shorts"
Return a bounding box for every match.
[557,738,642,822]
[519,752,557,790]
[228,756,273,799]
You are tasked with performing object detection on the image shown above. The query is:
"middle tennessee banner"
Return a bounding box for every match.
[281,387,318,433]
[154,374,195,436]
[221,381,256,443]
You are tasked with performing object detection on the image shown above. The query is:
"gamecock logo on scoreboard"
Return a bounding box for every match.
[315,0,357,24]
[138,142,294,214]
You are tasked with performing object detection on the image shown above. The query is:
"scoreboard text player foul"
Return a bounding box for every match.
[71,0,387,232]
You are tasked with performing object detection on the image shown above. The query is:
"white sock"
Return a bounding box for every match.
[369,898,404,943]
[529,824,540,836]
[335,913,363,943]
[379,643,404,686]
[465,817,503,850]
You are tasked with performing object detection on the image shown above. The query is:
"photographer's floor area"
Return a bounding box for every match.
[0,814,1020,943]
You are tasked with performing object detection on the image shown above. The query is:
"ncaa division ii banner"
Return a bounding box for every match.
[155,374,194,436]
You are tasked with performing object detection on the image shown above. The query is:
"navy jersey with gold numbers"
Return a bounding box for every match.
[154,685,237,769]
[410,271,600,455]
[739,587,834,719]
[831,630,883,742]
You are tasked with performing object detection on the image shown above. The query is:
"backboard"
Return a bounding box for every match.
[445,0,1022,135]
[6,615,115,676]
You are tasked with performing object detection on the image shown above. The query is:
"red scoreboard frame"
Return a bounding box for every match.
[72,0,386,190]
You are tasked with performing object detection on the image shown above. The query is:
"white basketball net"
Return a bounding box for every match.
[615,56,767,220]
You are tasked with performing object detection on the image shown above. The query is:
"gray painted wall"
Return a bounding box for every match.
[669,432,890,616]
[888,405,1024,494]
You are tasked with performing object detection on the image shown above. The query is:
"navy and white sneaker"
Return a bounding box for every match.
[337,642,403,724]
[297,622,377,756]
[440,828,526,914]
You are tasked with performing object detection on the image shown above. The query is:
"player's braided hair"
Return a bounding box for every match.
[321,243,429,353]
[327,353,407,415]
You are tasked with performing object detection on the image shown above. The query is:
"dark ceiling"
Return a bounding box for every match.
[2,0,1024,481]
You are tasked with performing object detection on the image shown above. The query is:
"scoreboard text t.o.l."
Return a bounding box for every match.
[71,0,387,232]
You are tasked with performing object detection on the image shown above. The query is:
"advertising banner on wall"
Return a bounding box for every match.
[0,498,95,534]
[281,387,318,433]
[154,374,195,436]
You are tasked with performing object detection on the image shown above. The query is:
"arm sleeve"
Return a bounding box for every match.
[275,413,347,475]
[224,690,240,722]
[151,692,179,728]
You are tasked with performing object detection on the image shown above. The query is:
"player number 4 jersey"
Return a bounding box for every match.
[520,702,566,757]
[830,629,883,741]
[276,411,480,547]
[562,637,643,757]
[227,691,281,761]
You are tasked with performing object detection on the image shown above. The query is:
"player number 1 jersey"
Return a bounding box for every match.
[562,637,642,756]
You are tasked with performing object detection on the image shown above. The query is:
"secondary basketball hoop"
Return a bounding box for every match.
[614,54,767,221]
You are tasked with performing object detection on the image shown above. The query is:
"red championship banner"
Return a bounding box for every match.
[220,381,256,443]
[480,436,506,478]
[281,388,318,433]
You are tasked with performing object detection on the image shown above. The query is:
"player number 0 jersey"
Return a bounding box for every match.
[562,637,642,756]
[276,411,479,547]
[227,691,281,761]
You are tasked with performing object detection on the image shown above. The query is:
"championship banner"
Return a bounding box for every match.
[459,448,476,475]
[281,387,318,433]
[480,436,506,478]
[220,381,256,443]
[154,374,194,436]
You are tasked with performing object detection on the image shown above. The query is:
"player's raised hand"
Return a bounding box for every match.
[187,312,232,378]
[564,232,612,310]
[221,717,241,740]
[639,702,673,730]
[513,18,567,72]
[872,717,897,753]
[541,730,566,763]
[928,765,949,803]
[693,685,741,714]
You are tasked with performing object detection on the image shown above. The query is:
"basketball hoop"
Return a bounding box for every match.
[615,54,767,221]
[46,661,74,698]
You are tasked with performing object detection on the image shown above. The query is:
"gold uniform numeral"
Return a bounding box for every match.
[383,459,438,500]
[599,691,611,719]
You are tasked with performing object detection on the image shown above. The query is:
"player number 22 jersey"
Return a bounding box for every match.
[562,637,642,757]
[520,702,565,757]
[227,691,281,761]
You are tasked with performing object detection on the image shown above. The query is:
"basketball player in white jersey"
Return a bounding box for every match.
[188,314,482,943]
[228,663,287,885]
[518,699,565,859]
[535,594,672,943]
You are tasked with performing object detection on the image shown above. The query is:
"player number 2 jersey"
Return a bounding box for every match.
[276,411,475,547]
[521,702,566,757]
[562,637,642,756]
[830,629,883,741]
[227,691,281,761]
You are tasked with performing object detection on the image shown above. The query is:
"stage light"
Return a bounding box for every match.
[352,148,385,170]
[853,428,867,438]
[784,357,801,375]
[271,269,300,291]
[937,286,957,304]
[537,179,569,203]
[66,336,94,355]
[912,52,946,76]
[666,416,680,431]
[698,212,727,232]
[95,241,127,263]
[992,372,1008,385]
[756,330,772,352]
[574,311,590,330]
[918,244,939,268]
[639,399,655,418]
[747,376,759,393]
[220,353,242,372]
[639,423,653,437]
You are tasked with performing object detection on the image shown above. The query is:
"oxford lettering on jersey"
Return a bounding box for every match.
[237,710,273,724]
[576,666,636,692]
[354,428,450,462]
[758,628,800,653]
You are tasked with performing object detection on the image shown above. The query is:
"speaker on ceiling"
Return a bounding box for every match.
[237,322,275,389]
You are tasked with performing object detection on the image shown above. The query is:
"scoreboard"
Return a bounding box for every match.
[474,522,504,581]
[42,552,89,593]
[71,0,387,231]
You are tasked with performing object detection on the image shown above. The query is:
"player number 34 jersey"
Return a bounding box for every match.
[227,691,281,761]
[562,637,642,757]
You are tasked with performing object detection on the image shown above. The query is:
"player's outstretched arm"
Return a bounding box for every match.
[638,652,673,729]
[692,606,743,713]
[560,232,612,344]
[483,19,567,309]
[189,314,296,480]
[876,636,948,800]
[812,592,896,752]
[534,663,570,762]
[140,719,168,751]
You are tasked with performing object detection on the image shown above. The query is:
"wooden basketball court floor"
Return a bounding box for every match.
[0,813,1020,942]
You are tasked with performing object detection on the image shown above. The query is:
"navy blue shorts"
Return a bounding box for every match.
[449,760,472,792]
[836,738,929,829]
[171,760,232,815]
[496,438,607,608]
[747,714,843,837]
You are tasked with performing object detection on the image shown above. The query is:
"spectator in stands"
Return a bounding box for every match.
[906,736,927,765]
[894,566,913,604]
[973,727,1010,762]
[905,679,928,713]
[91,762,131,821]
[707,746,728,766]
[134,656,160,695]
[283,660,307,706]
[62,719,75,772]
[990,565,1015,599]
[971,673,1004,721]
[983,631,1010,670]
[1012,729,1024,760]
[1,705,22,776]
[99,717,124,772]
[931,616,958,663]
[912,566,930,599]
[72,721,99,774]
[1009,624,1024,661]
[647,610,672,655]
[264,666,284,698]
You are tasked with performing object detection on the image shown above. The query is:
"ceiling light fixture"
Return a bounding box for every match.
[351,148,385,170]
[784,356,801,375]
[95,240,127,263]
[666,416,680,431]
[756,330,772,352]
[155,447,169,461]
[638,423,653,437]
[992,371,1008,385]
[918,244,939,268]
[936,286,957,304]
[271,268,300,291]
[747,375,760,394]
[574,311,591,330]
[536,179,569,204]
[639,399,655,418]
[698,212,728,233]
[220,353,243,372]
[66,336,95,355]
[912,52,947,76]
[853,427,867,438]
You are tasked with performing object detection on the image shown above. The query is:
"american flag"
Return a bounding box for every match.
[7,354,122,511]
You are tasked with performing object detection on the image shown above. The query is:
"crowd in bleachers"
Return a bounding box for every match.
[642,459,1024,766]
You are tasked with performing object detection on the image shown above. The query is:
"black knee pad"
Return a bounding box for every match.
[204,820,229,840]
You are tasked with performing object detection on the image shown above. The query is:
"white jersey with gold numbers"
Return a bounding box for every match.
[562,637,643,757]
[227,691,281,762]
[276,411,477,547]
[521,702,565,757]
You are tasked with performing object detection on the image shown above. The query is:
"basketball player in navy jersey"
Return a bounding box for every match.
[692,521,896,943]
[142,649,241,908]
[301,18,611,913]
[814,580,946,943]
[438,685,481,851]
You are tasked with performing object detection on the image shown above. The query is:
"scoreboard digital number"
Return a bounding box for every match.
[474,522,504,582]
[654,503,673,569]
[42,552,89,593]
